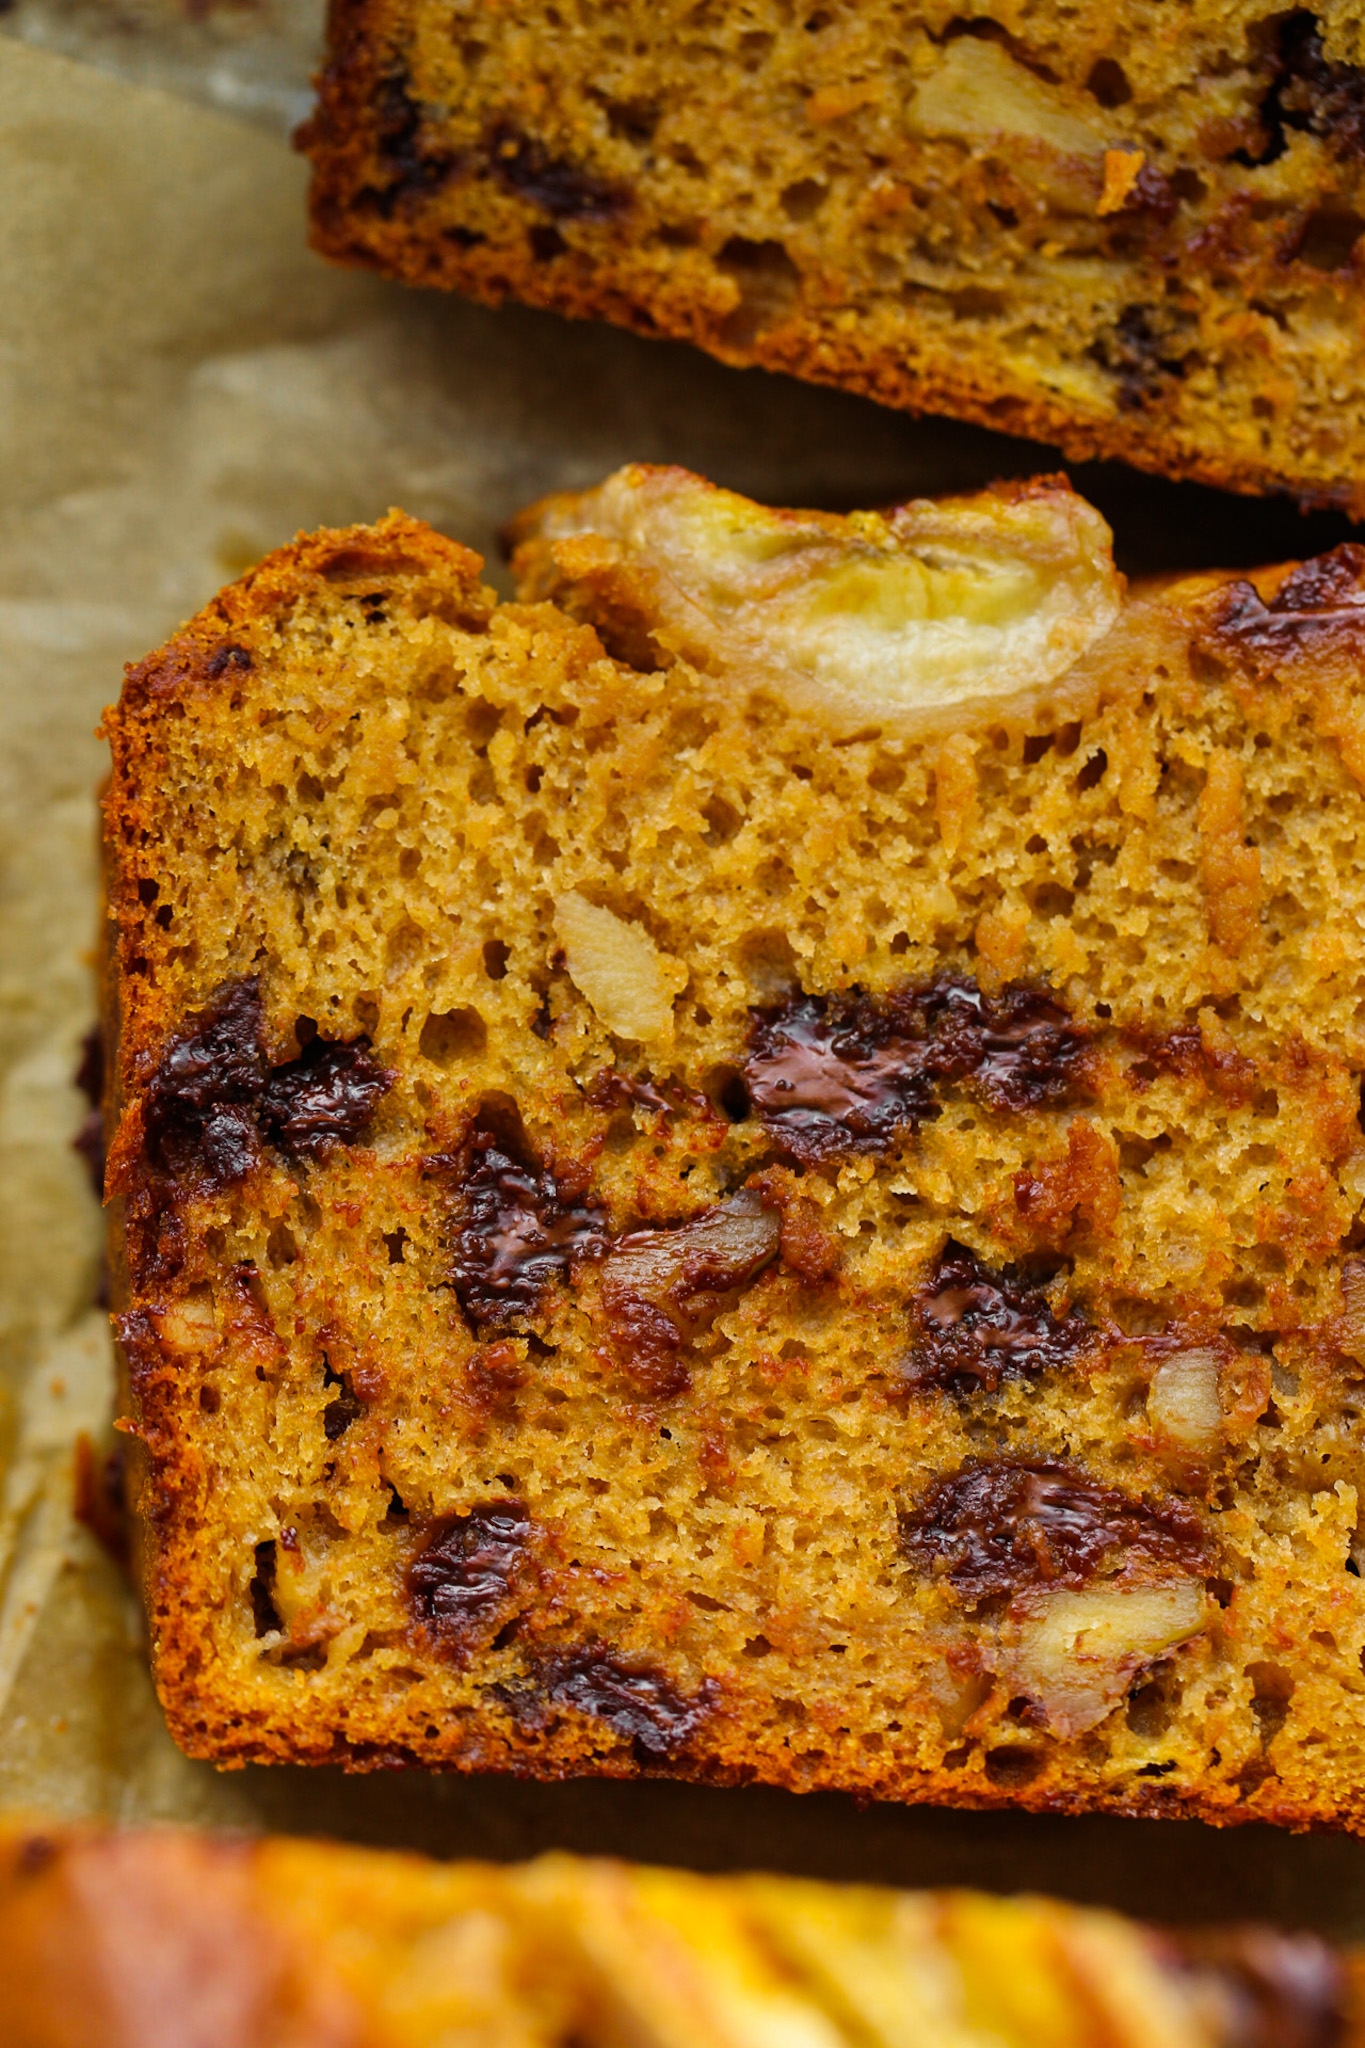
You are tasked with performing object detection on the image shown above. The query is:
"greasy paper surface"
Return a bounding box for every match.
[1,33,1364,1930]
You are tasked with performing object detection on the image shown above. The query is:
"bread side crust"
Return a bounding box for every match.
[102,513,493,1763]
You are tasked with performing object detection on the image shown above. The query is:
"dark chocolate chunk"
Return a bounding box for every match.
[905,1242,1092,1395]
[950,980,1093,1107]
[746,977,1089,1166]
[322,1362,365,1441]
[1255,13,1365,166]
[203,643,253,679]
[408,1499,531,1660]
[144,980,391,1184]
[450,1130,610,1330]
[531,1645,717,1759]
[368,68,462,214]
[259,1035,392,1159]
[1171,1928,1348,2048]
[586,1068,673,1116]
[899,1457,1206,1605]
[143,977,266,1186]
[583,1068,715,1137]
[746,992,936,1161]
[486,120,626,220]
[1087,303,1189,411]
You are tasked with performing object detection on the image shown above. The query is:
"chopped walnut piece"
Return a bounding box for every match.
[603,1191,780,1320]
[909,38,1105,158]
[1147,1348,1223,1460]
[1007,1577,1207,1736]
[600,1190,781,1395]
[157,1294,217,1355]
[511,467,1122,739]
[554,893,686,1043]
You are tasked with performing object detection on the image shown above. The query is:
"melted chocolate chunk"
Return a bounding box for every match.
[746,994,934,1159]
[143,977,266,1186]
[746,977,1089,1165]
[486,120,626,219]
[259,1035,392,1159]
[369,68,461,214]
[1173,1929,1348,2048]
[322,1363,364,1441]
[409,1500,530,1660]
[1088,303,1189,411]
[586,1068,672,1116]
[143,980,391,1184]
[1257,13,1365,165]
[583,1066,714,1122]
[899,1457,1206,1605]
[906,1243,1092,1395]
[530,1646,716,1759]
[203,643,253,679]
[451,1131,610,1330]
[1214,545,1365,664]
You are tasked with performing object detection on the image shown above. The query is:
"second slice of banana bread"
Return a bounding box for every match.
[304,0,1365,510]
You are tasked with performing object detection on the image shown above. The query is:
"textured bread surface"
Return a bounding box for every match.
[1,1823,1358,2048]
[303,0,1365,512]
[102,471,1365,1828]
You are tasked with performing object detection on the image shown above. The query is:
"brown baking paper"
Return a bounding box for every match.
[1,31,1363,1930]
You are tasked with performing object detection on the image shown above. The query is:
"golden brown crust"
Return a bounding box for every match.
[102,486,1365,1828]
[302,0,1365,514]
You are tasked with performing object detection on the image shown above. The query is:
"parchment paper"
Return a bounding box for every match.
[1,29,1363,1931]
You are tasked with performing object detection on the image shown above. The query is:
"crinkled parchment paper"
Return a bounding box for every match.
[1,27,1363,1927]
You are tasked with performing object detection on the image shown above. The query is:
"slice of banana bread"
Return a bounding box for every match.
[303,1,1365,512]
[102,471,1365,1827]
[3,1824,1358,2048]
